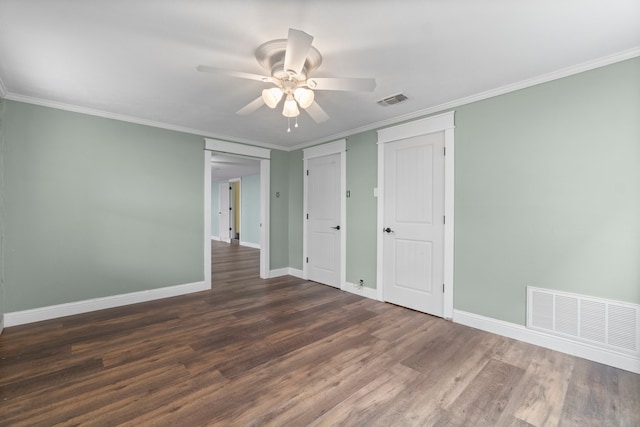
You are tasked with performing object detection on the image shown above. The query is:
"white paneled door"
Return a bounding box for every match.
[383,132,445,316]
[218,182,231,243]
[307,153,341,288]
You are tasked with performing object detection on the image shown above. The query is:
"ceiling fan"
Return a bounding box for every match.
[197,28,376,131]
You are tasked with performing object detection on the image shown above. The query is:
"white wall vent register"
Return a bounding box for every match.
[527,287,639,356]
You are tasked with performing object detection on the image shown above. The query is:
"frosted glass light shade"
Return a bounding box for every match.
[293,88,314,109]
[282,95,300,117]
[262,87,283,108]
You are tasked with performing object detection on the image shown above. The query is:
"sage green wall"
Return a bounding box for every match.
[241,174,261,245]
[269,150,290,269]
[288,150,304,270]
[285,58,639,327]
[454,57,640,324]
[346,131,378,288]
[3,101,204,312]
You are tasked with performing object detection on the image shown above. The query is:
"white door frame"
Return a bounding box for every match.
[376,112,455,319]
[303,139,347,290]
[204,139,271,280]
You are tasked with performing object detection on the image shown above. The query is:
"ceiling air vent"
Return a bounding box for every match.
[377,93,408,106]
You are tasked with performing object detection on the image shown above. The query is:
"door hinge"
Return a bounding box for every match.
[229,207,232,210]
[306,169,309,176]
[443,283,445,293]
[443,147,446,156]
[229,186,232,190]
[306,257,309,263]
[443,215,445,224]
[306,213,309,220]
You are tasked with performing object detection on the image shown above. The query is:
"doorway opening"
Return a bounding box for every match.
[204,139,271,284]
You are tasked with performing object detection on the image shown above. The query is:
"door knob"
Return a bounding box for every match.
[383,227,394,233]
[331,225,341,230]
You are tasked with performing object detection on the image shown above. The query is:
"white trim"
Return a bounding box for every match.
[289,268,304,279]
[302,139,346,160]
[270,268,304,279]
[0,314,4,335]
[376,112,455,318]
[302,141,346,290]
[376,141,384,303]
[205,138,271,159]
[344,282,381,301]
[377,112,455,144]
[239,241,260,249]
[339,147,347,291]
[289,47,640,151]
[259,159,270,279]
[4,281,208,327]
[443,127,455,319]
[211,235,220,241]
[303,155,308,280]
[453,309,640,374]
[204,151,212,289]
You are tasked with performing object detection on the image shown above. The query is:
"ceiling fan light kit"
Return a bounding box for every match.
[198,28,376,131]
[293,87,314,109]
[282,94,300,118]
[262,87,283,108]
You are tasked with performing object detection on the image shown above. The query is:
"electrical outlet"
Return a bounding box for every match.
[358,279,364,288]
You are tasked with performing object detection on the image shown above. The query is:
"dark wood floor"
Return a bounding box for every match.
[1,241,638,426]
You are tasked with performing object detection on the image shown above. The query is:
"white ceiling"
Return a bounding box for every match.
[1,1,638,150]
[211,153,260,182]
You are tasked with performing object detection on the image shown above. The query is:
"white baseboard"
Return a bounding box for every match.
[289,268,304,279]
[210,235,220,241]
[270,268,304,279]
[453,309,640,374]
[239,241,260,249]
[4,281,209,327]
[344,282,380,300]
[0,314,4,335]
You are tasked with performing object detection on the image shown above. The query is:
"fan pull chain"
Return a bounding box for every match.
[287,117,291,133]
[295,117,299,128]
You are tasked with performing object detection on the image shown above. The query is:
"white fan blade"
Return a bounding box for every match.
[284,29,313,76]
[197,65,272,83]
[305,101,329,123]
[307,77,376,92]
[236,96,265,115]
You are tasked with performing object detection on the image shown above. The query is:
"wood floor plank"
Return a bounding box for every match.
[506,348,574,427]
[558,359,624,427]
[432,359,526,426]
[308,363,419,426]
[0,240,637,426]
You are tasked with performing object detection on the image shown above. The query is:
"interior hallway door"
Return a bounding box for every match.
[382,131,445,316]
[307,153,341,288]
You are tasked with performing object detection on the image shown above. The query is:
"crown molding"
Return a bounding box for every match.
[289,46,640,151]
[2,93,287,152]
[3,47,638,152]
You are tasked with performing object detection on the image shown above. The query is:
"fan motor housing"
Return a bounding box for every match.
[255,39,322,81]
